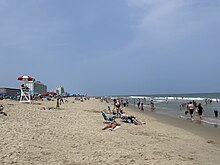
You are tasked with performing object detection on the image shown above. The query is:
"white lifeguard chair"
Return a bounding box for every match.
[20,84,32,103]
[17,75,35,103]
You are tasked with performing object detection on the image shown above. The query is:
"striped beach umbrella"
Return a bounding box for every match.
[17,75,35,81]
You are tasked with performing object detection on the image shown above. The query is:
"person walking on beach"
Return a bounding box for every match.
[187,102,194,119]
[197,103,203,120]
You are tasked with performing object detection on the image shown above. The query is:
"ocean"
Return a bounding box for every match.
[123,93,220,128]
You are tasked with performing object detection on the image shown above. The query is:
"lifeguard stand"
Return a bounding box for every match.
[20,84,32,103]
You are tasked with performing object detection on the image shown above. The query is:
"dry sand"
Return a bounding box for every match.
[0,98,220,165]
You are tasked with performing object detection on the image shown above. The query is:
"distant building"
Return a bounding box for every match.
[0,88,20,97]
[50,86,65,95]
[24,81,47,94]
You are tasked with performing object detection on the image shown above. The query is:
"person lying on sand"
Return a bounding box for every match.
[0,104,7,116]
[120,109,145,125]
[102,121,121,131]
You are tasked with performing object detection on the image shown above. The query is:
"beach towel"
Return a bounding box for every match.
[102,125,121,131]
[113,125,121,130]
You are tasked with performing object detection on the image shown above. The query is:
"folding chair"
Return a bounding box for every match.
[101,112,115,123]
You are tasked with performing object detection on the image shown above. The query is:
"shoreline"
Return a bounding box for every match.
[126,105,220,146]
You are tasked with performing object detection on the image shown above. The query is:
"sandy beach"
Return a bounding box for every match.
[1,98,220,165]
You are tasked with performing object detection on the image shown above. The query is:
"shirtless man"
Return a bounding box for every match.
[187,102,194,118]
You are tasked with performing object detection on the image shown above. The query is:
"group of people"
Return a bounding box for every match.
[136,98,155,111]
[185,101,204,119]
[102,99,146,131]
[136,98,144,111]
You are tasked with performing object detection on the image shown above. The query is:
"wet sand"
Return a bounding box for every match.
[128,105,220,147]
[0,98,220,165]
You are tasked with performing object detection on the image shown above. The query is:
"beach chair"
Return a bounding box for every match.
[19,85,32,103]
[101,112,115,123]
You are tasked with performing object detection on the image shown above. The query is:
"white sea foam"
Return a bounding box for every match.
[125,95,220,102]
[180,115,220,126]
[129,96,151,99]
[202,117,220,126]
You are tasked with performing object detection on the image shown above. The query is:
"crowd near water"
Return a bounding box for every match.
[111,93,220,128]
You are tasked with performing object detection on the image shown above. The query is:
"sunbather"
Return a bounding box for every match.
[120,110,145,125]
[102,121,121,131]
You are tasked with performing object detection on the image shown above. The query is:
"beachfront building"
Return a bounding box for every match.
[24,81,47,94]
[50,86,65,95]
[0,88,20,97]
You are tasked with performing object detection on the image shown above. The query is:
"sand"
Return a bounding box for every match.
[0,98,220,165]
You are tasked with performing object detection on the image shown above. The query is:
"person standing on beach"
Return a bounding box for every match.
[137,98,141,109]
[122,99,127,107]
[150,100,155,111]
[56,98,60,109]
[113,99,121,117]
[214,110,218,118]
[140,100,144,111]
[197,103,203,120]
[126,99,129,107]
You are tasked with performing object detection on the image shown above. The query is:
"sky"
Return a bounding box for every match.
[0,0,220,96]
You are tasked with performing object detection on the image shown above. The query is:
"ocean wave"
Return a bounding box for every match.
[180,115,220,126]
[202,117,220,126]
[129,96,220,102]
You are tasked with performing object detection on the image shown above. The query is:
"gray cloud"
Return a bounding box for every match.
[0,0,220,95]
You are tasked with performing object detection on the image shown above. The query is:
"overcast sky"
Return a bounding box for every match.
[0,0,220,96]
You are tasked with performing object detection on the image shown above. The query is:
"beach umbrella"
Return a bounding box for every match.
[49,92,57,96]
[17,75,35,81]
[41,93,50,97]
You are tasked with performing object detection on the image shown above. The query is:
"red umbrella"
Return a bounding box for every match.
[17,75,35,81]
[41,93,49,97]
[50,92,57,96]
